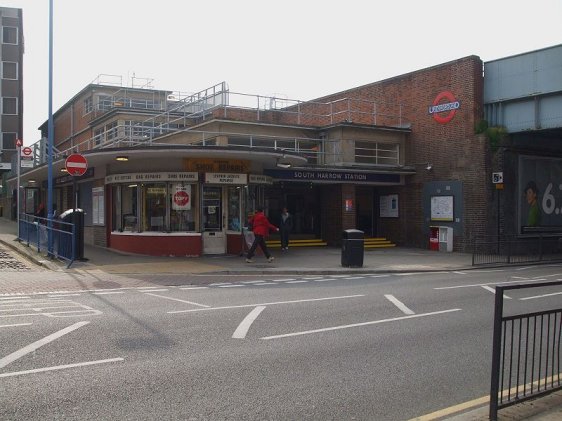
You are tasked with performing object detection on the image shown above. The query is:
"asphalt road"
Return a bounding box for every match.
[1,265,561,420]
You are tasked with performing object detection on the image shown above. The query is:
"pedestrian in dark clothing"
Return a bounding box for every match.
[246,207,279,263]
[279,207,293,251]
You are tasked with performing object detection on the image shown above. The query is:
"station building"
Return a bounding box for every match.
[5,44,562,257]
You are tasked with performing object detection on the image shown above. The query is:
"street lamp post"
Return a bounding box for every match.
[47,0,54,255]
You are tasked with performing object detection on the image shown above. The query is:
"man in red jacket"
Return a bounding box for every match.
[246,206,279,263]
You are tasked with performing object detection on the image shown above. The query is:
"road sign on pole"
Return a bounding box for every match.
[65,154,88,176]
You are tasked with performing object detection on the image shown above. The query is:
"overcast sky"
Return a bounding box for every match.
[3,0,562,144]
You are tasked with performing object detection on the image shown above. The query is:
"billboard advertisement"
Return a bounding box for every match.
[519,156,562,234]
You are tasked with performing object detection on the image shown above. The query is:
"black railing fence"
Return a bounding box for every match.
[18,213,77,267]
[489,281,562,420]
[472,235,562,266]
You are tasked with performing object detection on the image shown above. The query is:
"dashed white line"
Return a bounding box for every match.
[481,286,512,299]
[0,323,33,328]
[48,294,82,298]
[314,279,332,282]
[0,358,124,378]
[169,294,365,314]
[242,281,266,284]
[261,308,462,340]
[218,285,245,288]
[209,283,230,286]
[384,295,415,315]
[139,289,169,293]
[143,293,210,307]
[254,283,277,286]
[232,306,266,339]
[453,271,467,275]
[0,296,30,301]
[520,291,562,301]
[0,321,89,369]
[285,281,308,284]
[92,291,125,295]
[344,277,365,280]
[271,278,296,282]
[179,287,208,290]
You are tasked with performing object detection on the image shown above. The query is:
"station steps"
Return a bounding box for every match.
[266,237,396,249]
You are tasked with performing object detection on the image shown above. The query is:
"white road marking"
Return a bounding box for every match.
[344,277,365,280]
[481,286,512,299]
[0,358,124,378]
[0,323,33,328]
[254,282,277,286]
[285,281,308,284]
[520,291,562,301]
[0,296,30,301]
[0,321,89,369]
[453,271,467,275]
[218,285,245,288]
[139,289,169,293]
[48,294,82,298]
[169,294,366,314]
[328,275,349,278]
[209,283,230,286]
[143,293,210,307]
[272,278,295,282]
[92,291,125,295]
[434,278,550,290]
[314,279,332,282]
[179,287,208,290]
[232,306,266,339]
[369,275,390,278]
[471,269,505,273]
[261,309,462,340]
[242,281,267,284]
[135,287,162,289]
[511,276,529,279]
[302,276,324,280]
[384,295,415,315]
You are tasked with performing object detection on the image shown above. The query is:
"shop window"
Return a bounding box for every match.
[143,183,167,232]
[227,186,242,231]
[169,183,197,232]
[117,184,138,232]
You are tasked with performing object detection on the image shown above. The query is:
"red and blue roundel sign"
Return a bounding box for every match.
[428,91,460,124]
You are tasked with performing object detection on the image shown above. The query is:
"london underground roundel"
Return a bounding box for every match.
[428,91,460,124]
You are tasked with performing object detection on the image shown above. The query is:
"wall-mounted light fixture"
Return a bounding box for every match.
[276,158,291,169]
[60,167,68,173]
[115,156,129,162]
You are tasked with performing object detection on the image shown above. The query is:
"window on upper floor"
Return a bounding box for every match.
[1,62,17,80]
[1,132,17,150]
[97,95,113,111]
[355,141,399,165]
[83,97,93,115]
[106,121,118,141]
[93,127,104,147]
[2,26,18,44]
[2,97,17,115]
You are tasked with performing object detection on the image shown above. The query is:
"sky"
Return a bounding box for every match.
[3,0,562,145]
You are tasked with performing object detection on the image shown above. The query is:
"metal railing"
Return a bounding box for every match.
[472,235,562,266]
[18,214,76,268]
[489,281,562,420]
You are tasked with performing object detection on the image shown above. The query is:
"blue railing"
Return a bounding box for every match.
[18,213,76,268]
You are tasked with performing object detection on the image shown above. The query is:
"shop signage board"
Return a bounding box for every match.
[249,174,273,185]
[205,173,248,185]
[105,172,199,184]
[65,154,88,176]
[184,158,250,173]
[264,168,401,184]
[20,146,33,168]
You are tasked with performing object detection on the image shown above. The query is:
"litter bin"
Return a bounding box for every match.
[341,229,364,267]
[60,208,85,260]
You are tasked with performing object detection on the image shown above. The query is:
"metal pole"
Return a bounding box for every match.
[489,285,505,420]
[16,142,20,239]
[47,0,54,256]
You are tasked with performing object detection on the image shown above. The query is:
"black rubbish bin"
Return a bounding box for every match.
[60,208,85,260]
[341,229,364,268]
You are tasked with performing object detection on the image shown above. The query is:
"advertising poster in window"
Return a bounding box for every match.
[430,196,454,221]
[380,194,399,218]
[172,184,191,211]
[519,156,562,234]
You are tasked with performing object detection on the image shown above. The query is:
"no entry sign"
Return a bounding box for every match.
[65,153,88,176]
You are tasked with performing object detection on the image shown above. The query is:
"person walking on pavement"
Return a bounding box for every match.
[246,207,279,263]
[279,207,293,251]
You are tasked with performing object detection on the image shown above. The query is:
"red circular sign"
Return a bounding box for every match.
[22,146,32,156]
[173,190,189,207]
[430,91,460,124]
[65,153,88,176]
